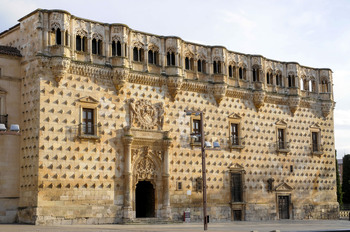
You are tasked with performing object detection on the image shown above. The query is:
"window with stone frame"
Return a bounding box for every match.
[112,40,122,56]
[239,67,246,80]
[288,74,296,87]
[133,47,144,62]
[167,51,175,66]
[310,124,322,155]
[77,96,100,140]
[276,120,289,153]
[92,36,103,56]
[213,60,222,74]
[197,59,206,73]
[148,50,158,65]
[276,72,283,87]
[252,66,259,82]
[52,27,61,45]
[0,87,7,127]
[231,172,243,202]
[228,113,244,150]
[228,65,235,78]
[185,57,194,70]
[266,71,273,85]
[76,33,87,52]
[192,119,201,143]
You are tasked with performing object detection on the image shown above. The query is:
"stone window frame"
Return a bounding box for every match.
[77,96,100,141]
[228,63,236,79]
[190,114,202,148]
[275,120,290,153]
[310,123,322,156]
[0,87,7,127]
[228,163,246,221]
[228,113,244,151]
[176,181,183,191]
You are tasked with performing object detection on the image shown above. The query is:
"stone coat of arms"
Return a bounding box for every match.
[129,99,164,130]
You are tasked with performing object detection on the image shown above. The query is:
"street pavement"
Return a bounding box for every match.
[0,220,349,232]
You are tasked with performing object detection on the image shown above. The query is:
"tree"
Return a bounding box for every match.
[342,154,350,205]
[336,152,343,206]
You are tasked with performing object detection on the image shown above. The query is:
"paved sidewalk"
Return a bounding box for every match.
[0,220,349,232]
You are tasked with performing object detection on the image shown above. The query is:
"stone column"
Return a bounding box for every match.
[235,67,240,87]
[123,135,134,219]
[162,138,172,219]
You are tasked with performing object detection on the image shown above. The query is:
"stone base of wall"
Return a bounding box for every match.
[18,205,123,225]
[0,198,19,223]
[17,203,339,225]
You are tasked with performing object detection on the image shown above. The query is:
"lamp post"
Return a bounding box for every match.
[185,110,208,231]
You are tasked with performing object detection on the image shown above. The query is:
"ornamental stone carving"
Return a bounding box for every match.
[51,57,70,84]
[321,101,333,118]
[112,68,129,93]
[253,90,266,111]
[167,76,183,101]
[289,95,301,115]
[129,99,164,130]
[135,156,157,180]
[211,83,227,105]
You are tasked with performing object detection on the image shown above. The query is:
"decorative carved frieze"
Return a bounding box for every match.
[181,81,208,94]
[129,99,164,130]
[128,72,164,87]
[166,76,183,101]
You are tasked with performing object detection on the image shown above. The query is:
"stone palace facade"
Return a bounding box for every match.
[0,9,338,225]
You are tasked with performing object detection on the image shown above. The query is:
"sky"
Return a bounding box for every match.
[0,0,349,159]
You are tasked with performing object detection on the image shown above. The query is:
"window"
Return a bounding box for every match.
[52,28,61,45]
[312,131,321,153]
[192,119,201,142]
[197,59,206,73]
[148,50,158,65]
[276,73,282,87]
[252,67,259,82]
[239,67,245,80]
[231,123,239,146]
[176,181,183,190]
[266,72,272,85]
[92,38,102,55]
[228,65,235,78]
[82,108,94,135]
[76,35,87,52]
[288,75,295,87]
[277,128,285,149]
[276,120,289,153]
[231,173,242,202]
[133,47,144,62]
[228,113,244,150]
[311,80,316,92]
[213,61,221,74]
[112,41,122,56]
[78,96,99,140]
[195,177,203,192]
[185,57,194,70]
[167,52,175,66]
[0,88,7,127]
[321,80,329,93]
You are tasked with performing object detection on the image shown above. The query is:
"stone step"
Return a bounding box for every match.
[123,218,182,225]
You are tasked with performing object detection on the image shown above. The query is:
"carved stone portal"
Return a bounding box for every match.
[129,99,164,130]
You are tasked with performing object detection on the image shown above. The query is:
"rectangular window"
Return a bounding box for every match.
[192,119,201,142]
[231,123,239,145]
[278,128,285,149]
[231,173,242,202]
[82,108,94,135]
[312,132,319,152]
